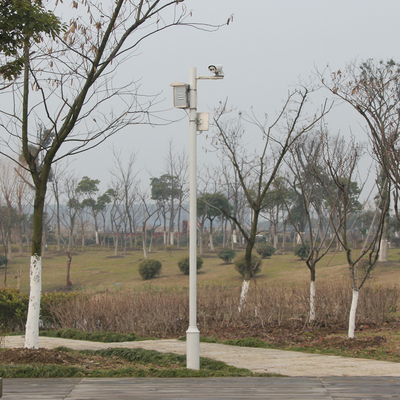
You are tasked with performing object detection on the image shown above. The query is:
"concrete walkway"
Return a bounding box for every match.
[2,336,400,399]
[3,336,400,377]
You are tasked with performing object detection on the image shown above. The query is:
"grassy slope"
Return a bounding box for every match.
[6,245,400,293]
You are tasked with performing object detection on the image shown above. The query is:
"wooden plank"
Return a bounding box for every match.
[1,377,400,399]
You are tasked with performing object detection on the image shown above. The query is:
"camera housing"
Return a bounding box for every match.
[208,64,224,77]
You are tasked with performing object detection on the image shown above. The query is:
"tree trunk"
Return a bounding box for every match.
[18,200,23,256]
[238,279,250,312]
[25,161,48,349]
[94,215,99,245]
[56,195,61,251]
[199,224,204,256]
[6,205,12,261]
[66,251,72,286]
[25,254,42,348]
[309,280,316,322]
[348,288,359,338]
[378,218,388,262]
[143,223,148,259]
[209,220,214,251]
[114,230,119,256]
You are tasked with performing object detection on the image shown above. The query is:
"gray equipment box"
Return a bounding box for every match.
[171,82,190,109]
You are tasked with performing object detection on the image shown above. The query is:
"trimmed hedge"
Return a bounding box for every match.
[234,255,262,278]
[255,244,276,259]
[294,243,310,260]
[217,249,236,264]
[138,259,162,280]
[178,256,203,275]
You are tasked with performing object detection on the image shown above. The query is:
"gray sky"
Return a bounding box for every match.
[14,1,400,193]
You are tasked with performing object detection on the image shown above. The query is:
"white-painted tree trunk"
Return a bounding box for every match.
[95,231,99,245]
[238,280,250,312]
[24,254,42,349]
[378,239,388,262]
[143,240,148,259]
[379,218,388,262]
[309,281,316,322]
[348,288,359,338]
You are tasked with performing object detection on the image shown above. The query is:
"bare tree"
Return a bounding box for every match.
[62,174,82,253]
[49,162,67,251]
[138,187,158,259]
[167,145,189,250]
[318,59,400,260]
[211,92,331,307]
[110,149,140,249]
[284,131,337,322]
[322,134,389,338]
[0,159,17,260]
[13,163,33,255]
[0,0,226,348]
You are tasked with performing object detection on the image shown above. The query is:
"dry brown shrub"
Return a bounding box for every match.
[48,280,399,337]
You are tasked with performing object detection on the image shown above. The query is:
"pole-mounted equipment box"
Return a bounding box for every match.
[170,81,190,109]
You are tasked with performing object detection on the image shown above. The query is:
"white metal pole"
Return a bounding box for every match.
[186,66,200,370]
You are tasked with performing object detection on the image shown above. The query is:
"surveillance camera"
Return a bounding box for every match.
[208,64,224,76]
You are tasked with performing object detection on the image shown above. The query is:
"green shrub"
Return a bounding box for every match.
[165,245,174,255]
[234,255,262,278]
[138,259,162,280]
[0,255,7,267]
[294,243,310,260]
[178,256,203,275]
[0,288,28,331]
[255,244,276,259]
[217,249,236,264]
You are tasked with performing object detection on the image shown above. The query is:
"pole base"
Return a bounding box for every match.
[186,326,200,370]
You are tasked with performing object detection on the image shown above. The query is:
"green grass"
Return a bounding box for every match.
[39,329,151,342]
[0,347,280,378]
[7,245,382,293]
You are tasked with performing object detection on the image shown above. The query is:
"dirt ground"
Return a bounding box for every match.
[0,347,141,371]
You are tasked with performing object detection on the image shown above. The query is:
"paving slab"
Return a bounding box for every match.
[4,336,400,377]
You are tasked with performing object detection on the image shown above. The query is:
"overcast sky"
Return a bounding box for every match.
[11,0,400,195]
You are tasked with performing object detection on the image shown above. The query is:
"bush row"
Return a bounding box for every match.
[139,246,275,280]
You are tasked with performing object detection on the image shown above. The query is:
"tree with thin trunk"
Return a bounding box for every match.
[0,0,224,349]
[150,174,179,245]
[49,162,67,251]
[0,160,17,260]
[164,144,189,250]
[107,185,125,257]
[211,93,331,308]
[62,175,83,252]
[322,134,389,338]
[284,132,337,322]
[138,188,158,259]
[197,192,230,251]
[76,176,100,247]
[319,59,400,260]
[110,149,139,249]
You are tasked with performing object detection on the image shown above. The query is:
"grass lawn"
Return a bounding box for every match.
[5,245,400,293]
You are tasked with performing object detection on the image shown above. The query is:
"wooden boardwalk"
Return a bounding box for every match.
[2,377,400,399]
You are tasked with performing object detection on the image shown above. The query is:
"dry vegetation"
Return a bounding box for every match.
[3,245,400,364]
